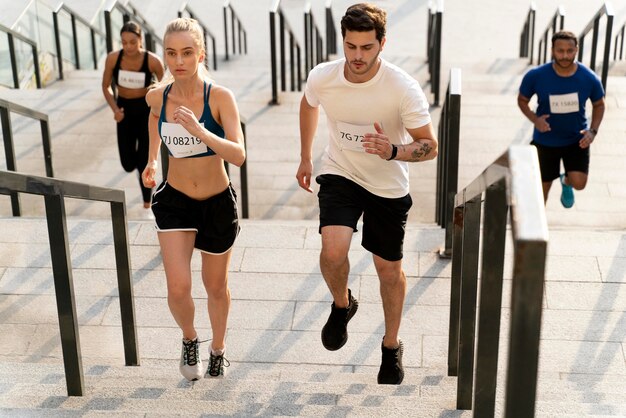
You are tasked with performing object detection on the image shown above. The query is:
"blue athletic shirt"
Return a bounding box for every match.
[158,81,223,158]
[519,62,604,147]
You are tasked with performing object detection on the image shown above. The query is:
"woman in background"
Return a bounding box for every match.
[102,21,164,208]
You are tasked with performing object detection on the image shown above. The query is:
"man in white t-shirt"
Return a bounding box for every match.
[296,3,437,385]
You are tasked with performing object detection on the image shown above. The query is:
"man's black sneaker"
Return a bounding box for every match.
[321,289,358,351]
[377,339,404,385]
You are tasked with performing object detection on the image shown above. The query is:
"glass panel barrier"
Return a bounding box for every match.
[57,9,76,67]
[13,37,35,88]
[76,22,93,69]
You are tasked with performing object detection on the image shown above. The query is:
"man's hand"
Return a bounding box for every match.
[579,129,596,149]
[296,159,314,193]
[363,122,394,160]
[535,114,551,133]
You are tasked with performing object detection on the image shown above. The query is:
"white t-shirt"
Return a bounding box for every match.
[305,58,431,198]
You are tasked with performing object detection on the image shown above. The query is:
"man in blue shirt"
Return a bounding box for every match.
[518,30,605,208]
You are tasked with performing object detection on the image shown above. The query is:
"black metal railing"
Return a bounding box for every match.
[325,0,337,60]
[435,68,461,258]
[427,0,442,106]
[0,170,138,397]
[537,6,565,65]
[0,98,53,215]
[178,3,218,71]
[53,2,107,80]
[304,2,324,77]
[519,2,536,64]
[103,1,163,54]
[578,2,614,91]
[269,0,303,105]
[159,119,249,219]
[223,0,248,62]
[447,146,548,417]
[613,21,625,60]
[0,23,42,89]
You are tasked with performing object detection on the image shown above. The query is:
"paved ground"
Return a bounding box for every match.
[0,0,625,416]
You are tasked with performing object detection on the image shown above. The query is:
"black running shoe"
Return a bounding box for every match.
[377,339,404,385]
[206,351,230,377]
[321,289,358,351]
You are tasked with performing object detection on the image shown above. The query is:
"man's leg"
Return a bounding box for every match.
[320,225,353,307]
[564,171,588,190]
[541,181,552,203]
[372,255,406,348]
[319,225,359,351]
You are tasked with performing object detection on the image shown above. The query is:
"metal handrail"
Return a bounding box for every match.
[447,146,548,416]
[537,6,566,65]
[0,23,42,88]
[578,2,614,91]
[0,170,138,397]
[435,68,461,258]
[519,2,536,64]
[178,3,218,71]
[325,0,337,60]
[613,21,625,60]
[104,1,163,54]
[304,2,324,77]
[427,0,443,106]
[269,0,303,105]
[0,97,53,215]
[53,2,107,80]
[223,0,248,61]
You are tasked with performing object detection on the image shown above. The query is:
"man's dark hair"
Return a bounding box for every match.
[340,3,387,42]
[551,30,578,47]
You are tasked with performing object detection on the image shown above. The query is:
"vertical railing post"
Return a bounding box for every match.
[32,45,42,88]
[44,194,84,396]
[110,200,139,366]
[290,34,295,91]
[53,12,64,80]
[105,10,113,53]
[8,34,20,89]
[304,11,310,74]
[40,119,54,177]
[456,195,482,410]
[1,107,20,215]
[504,240,547,417]
[223,6,229,61]
[280,12,286,92]
[91,29,98,69]
[590,18,600,71]
[601,13,613,91]
[269,10,279,105]
[473,180,508,417]
[71,15,80,69]
[447,204,464,376]
[240,120,248,218]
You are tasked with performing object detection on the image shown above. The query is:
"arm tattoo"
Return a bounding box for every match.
[409,143,433,161]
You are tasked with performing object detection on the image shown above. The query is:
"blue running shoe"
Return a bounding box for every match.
[560,174,575,208]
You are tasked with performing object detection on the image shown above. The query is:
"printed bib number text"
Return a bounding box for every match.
[549,92,579,114]
[336,121,375,152]
[118,69,146,89]
[161,122,208,158]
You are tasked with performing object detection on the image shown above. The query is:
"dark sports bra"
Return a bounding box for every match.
[158,81,223,158]
[113,50,152,89]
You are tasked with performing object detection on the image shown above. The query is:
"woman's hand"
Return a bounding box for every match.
[173,106,203,137]
[142,160,158,188]
[114,107,125,122]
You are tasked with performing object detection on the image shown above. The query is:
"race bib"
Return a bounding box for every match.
[336,121,375,152]
[160,122,209,158]
[117,69,146,89]
[549,92,579,114]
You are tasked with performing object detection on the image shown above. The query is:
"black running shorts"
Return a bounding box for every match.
[151,181,240,254]
[531,141,590,182]
[316,174,412,262]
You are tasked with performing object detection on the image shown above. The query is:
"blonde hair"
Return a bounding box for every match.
[151,18,211,89]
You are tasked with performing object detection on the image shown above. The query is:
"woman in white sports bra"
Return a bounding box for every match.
[102,21,164,208]
[142,18,245,381]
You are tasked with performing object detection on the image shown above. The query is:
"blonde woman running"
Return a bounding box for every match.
[142,18,245,381]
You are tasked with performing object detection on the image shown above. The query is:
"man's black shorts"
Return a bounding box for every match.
[151,181,240,254]
[531,141,590,182]
[316,174,412,262]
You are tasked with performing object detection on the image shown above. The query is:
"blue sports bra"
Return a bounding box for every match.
[158,81,224,158]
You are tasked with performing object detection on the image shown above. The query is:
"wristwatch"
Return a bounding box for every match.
[589,128,598,135]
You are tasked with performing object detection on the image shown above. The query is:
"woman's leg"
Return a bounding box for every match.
[200,249,232,351]
[158,231,197,339]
